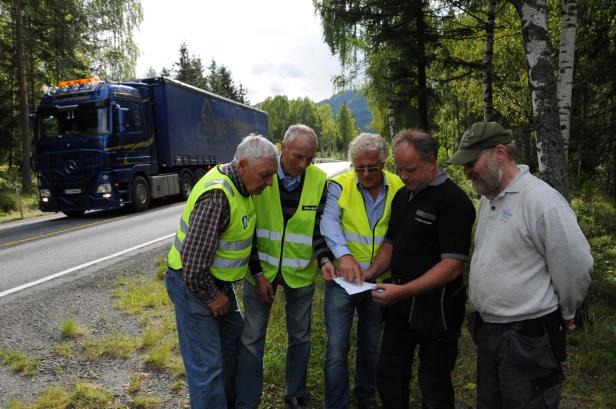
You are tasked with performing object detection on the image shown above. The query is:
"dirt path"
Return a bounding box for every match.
[0,244,187,408]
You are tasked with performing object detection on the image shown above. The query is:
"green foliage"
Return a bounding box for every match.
[127,373,146,394]
[129,394,162,408]
[60,318,88,338]
[84,332,141,360]
[166,44,248,104]
[155,257,166,281]
[113,275,171,315]
[4,382,115,409]
[0,0,142,192]
[72,382,114,408]
[0,348,39,376]
[258,94,360,157]
[259,96,291,142]
[336,102,357,151]
[317,103,339,153]
[53,342,73,358]
[174,42,207,89]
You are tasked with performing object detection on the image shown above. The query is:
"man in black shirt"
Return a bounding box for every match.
[364,129,476,409]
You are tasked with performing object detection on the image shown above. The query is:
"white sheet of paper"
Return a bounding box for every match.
[334,277,376,295]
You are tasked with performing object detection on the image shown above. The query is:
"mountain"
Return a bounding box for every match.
[318,90,372,131]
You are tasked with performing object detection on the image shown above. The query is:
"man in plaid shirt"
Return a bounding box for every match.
[165,134,278,408]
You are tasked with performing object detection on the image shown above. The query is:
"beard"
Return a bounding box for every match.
[471,155,502,197]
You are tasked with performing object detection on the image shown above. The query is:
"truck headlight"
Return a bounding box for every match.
[40,189,51,198]
[97,183,112,194]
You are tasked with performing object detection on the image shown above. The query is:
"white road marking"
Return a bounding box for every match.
[0,233,175,298]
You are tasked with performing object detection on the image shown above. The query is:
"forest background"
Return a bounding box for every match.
[0,0,615,407]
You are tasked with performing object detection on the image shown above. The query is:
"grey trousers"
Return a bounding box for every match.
[472,315,563,409]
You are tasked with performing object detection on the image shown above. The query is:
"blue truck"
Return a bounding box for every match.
[32,77,269,216]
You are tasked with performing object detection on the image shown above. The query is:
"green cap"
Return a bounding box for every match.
[448,121,512,165]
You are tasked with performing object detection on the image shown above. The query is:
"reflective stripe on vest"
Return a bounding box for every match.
[332,170,403,282]
[249,164,327,288]
[167,166,255,282]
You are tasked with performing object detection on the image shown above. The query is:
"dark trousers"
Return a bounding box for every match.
[376,300,460,409]
[470,312,564,409]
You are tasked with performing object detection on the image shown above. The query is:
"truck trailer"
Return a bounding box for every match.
[32,77,269,216]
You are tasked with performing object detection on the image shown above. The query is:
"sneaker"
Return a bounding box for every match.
[284,395,308,409]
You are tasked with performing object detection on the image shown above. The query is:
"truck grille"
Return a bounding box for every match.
[35,150,102,182]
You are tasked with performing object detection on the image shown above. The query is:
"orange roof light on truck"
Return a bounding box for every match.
[46,77,102,95]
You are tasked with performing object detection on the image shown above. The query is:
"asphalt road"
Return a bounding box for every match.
[0,201,182,296]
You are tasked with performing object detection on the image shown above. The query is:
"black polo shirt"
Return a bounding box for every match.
[385,171,476,334]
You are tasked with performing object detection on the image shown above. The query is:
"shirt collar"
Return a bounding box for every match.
[429,170,448,187]
[277,156,301,185]
[221,162,249,196]
[491,164,528,201]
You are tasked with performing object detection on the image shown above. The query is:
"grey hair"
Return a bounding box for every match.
[283,124,318,148]
[392,129,439,162]
[348,133,388,163]
[234,134,278,162]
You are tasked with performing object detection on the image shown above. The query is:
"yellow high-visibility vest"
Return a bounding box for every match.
[167,166,255,282]
[332,170,403,281]
[249,164,327,288]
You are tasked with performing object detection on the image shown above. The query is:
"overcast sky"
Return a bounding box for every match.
[135,0,343,104]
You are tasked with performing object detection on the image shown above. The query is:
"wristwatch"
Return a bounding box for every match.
[319,257,330,267]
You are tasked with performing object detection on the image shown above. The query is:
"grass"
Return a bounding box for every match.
[5,382,114,409]
[60,318,88,338]
[129,394,163,408]
[52,342,74,358]
[84,332,142,360]
[0,348,39,376]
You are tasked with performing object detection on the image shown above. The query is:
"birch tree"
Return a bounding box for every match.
[557,0,577,163]
[510,0,569,198]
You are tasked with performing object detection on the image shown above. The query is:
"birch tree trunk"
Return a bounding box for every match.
[510,0,569,199]
[14,0,32,194]
[484,0,497,122]
[557,0,577,163]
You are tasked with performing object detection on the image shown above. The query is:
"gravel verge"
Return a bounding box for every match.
[0,243,187,408]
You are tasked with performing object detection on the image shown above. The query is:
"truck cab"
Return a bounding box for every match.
[34,78,157,215]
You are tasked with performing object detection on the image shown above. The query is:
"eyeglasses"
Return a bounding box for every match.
[354,166,381,174]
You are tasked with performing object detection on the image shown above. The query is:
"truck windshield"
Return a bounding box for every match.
[39,100,109,139]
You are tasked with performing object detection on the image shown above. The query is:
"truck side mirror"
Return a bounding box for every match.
[112,104,130,134]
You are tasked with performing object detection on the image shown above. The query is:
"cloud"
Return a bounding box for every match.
[251,62,304,79]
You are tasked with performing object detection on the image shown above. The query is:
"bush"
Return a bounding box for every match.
[0,190,16,213]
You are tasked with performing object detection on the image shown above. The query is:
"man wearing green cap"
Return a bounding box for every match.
[449,121,593,409]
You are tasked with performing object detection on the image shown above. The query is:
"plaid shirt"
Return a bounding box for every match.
[180,162,248,304]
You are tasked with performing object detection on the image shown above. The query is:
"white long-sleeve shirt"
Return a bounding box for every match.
[470,165,593,323]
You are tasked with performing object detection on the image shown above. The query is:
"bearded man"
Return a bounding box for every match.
[448,121,593,409]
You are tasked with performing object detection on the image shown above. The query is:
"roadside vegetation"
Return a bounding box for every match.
[2,189,615,408]
[0,165,42,222]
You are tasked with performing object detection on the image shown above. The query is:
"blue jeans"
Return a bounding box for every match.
[165,267,243,409]
[236,278,315,409]
[324,282,382,409]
